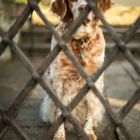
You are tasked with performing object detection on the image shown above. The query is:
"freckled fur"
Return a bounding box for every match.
[40,0,112,139]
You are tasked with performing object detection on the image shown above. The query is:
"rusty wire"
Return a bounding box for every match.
[0,0,140,140]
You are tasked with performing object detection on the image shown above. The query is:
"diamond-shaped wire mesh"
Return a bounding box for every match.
[0,0,140,140]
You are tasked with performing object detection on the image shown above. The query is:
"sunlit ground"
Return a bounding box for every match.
[105,6,140,26]
[32,4,140,26]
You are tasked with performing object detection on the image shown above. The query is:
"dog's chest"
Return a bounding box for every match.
[54,33,104,77]
[49,31,104,97]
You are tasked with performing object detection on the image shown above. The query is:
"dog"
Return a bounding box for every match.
[40,0,112,139]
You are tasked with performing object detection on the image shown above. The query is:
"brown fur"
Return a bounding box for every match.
[50,25,106,127]
[51,0,73,22]
[98,0,112,12]
[58,31,104,80]
[51,0,112,22]
[40,1,112,139]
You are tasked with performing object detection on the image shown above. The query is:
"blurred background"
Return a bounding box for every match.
[0,0,140,140]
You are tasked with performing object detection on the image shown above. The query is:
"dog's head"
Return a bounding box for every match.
[51,0,112,23]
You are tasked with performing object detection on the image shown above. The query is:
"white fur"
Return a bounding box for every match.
[40,0,107,139]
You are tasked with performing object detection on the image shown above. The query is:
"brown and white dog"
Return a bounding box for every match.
[40,0,112,139]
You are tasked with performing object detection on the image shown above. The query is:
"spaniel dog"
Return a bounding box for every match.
[40,0,112,139]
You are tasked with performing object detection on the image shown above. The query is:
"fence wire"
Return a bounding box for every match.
[0,0,140,140]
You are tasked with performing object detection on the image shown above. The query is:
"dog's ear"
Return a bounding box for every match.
[97,0,112,12]
[51,0,73,22]
[51,0,67,19]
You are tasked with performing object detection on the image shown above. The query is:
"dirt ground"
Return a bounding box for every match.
[0,54,140,140]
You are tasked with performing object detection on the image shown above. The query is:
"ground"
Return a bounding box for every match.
[0,54,139,140]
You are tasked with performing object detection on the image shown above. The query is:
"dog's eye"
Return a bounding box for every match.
[78,5,86,11]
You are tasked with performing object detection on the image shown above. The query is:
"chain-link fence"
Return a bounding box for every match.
[0,0,140,140]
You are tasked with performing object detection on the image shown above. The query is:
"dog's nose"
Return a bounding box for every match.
[78,5,86,11]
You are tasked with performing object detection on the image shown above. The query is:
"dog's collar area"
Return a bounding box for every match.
[71,36,90,46]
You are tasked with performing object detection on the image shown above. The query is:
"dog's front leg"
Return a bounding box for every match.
[53,110,66,140]
[84,103,97,140]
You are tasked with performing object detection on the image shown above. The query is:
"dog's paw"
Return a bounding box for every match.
[79,132,97,140]
[53,135,65,140]
[53,130,65,140]
[87,132,97,140]
[84,127,97,140]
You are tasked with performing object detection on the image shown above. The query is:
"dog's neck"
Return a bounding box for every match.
[57,20,98,41]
